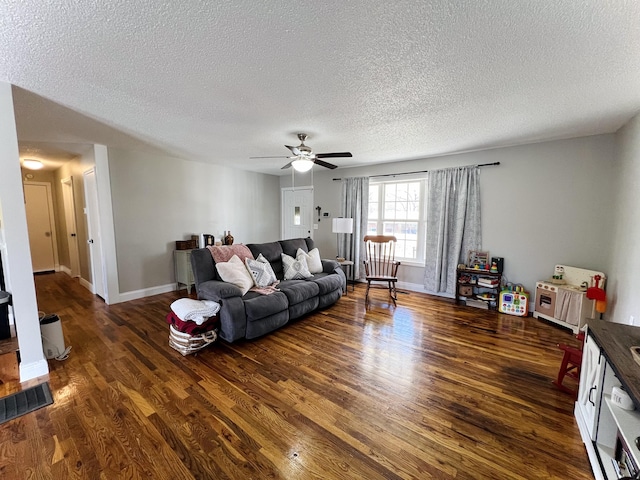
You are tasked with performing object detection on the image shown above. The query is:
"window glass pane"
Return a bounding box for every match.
[384,202,395,219]
[368,185,379,203]
[405,240,417,259]
[294,206,300,225]
[407,199,419,220]
[368,201,378,219]
[384,184,396,202]
[408,182,420,200]
[395,202,407,220]
[396,183,408,202]
[367,222,377,235]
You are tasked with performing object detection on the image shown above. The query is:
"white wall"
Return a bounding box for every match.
[607,112,640,325]
[107,148,281,295]
[0,82,48,381]
[283,134,616,297]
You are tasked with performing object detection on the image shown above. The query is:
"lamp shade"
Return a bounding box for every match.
[291,158,314,172]
[332,217,353,234]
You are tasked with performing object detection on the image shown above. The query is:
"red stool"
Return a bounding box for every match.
[552,332,585,398]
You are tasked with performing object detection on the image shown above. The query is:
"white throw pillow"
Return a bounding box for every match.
[281,253,313,280]
[296,248,323,274]
[216,255,254,295]
[245,254,278,287]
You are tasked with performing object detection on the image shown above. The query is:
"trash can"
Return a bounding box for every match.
[0,291,10,340]
[40,313,66,359]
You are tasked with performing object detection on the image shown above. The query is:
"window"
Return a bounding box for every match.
[367,179,426,262]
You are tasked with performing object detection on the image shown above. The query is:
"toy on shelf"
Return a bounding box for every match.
[551,265,566,284]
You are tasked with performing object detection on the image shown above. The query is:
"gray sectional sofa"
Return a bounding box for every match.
[190,237,346,342]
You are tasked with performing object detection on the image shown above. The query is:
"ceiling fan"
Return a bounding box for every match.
[250,133,352,171]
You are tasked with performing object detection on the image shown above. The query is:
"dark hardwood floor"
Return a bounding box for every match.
[0,273,592,479]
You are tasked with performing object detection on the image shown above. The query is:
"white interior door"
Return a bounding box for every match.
[61,177,80,277]
[281,187,314,240]
[24,182,58,273]
[83,168,105,298]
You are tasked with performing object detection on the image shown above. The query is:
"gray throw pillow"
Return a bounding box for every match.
[281,253,313,280]
[245,254,278,287]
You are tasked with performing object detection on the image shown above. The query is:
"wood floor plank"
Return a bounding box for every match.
[0,272,595,478]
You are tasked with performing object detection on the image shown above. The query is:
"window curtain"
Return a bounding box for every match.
[423,166,481,294]
[340,177,369,280]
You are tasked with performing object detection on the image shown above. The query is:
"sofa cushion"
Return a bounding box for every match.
[245,311,289,339]
[197,279,244,300]
[216,255,254,296]
[311,272,344,295]
[247,241,284,279]
[278,279,320,305]
[243,291,288,322]
[288,296,319,321]
[297,247,323,274]
[280,238,309,258]
[282,253,313,280]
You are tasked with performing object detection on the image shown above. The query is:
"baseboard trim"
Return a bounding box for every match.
[396,281,455,299]
[79,277,94,293]
[19,359,49,382]
[59,265,72,276]
[119,283,177,303]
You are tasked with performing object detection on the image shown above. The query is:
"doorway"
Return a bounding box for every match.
[24,182,59,273]
[60,177,81,278]
[281,187,314,240]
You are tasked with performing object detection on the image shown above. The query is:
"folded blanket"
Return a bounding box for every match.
[170,298,220,325]
[166,311,219,335]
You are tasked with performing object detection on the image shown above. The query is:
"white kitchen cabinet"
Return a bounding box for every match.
[575,324,640,480]
[175,249,195,294]
[576,334,606,440]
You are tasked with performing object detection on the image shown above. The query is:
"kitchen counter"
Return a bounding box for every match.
[587,319,640,408]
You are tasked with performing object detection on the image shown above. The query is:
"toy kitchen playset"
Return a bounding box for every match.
[533,265,606,333]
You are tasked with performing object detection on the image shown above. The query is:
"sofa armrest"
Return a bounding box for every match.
[321,259,346,291]
[196,279,243,301]
[321,259,339,273]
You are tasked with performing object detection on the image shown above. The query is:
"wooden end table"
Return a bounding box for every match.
[337,260,355,294]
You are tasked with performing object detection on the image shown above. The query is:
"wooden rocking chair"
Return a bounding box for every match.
[363,235,401,305]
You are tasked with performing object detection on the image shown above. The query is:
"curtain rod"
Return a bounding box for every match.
[332,161,500,181]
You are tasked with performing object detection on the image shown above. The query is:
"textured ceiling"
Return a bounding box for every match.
[2,1,640,175]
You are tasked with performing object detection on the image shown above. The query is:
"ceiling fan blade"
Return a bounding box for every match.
[249,155,290,159]
[281,161,293,170]
[285,145,301,156]
[315,152,352,158]
[313,159,338,169]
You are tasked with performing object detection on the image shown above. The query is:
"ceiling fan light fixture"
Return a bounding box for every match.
[22,159,44,170]
[291,158,314,172]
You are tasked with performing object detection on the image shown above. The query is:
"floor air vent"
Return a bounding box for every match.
[0,382,53,424]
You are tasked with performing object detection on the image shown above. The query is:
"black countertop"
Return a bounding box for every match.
[588,319,640,408]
